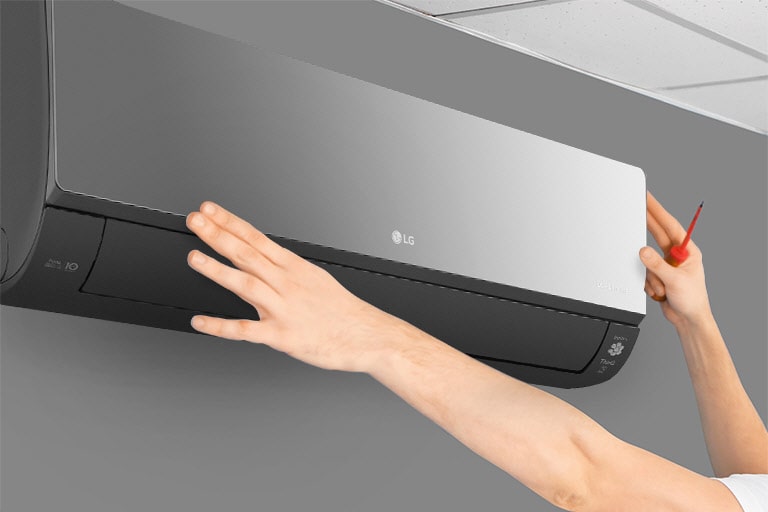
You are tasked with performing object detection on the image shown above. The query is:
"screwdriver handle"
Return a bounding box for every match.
[664,201,703,267]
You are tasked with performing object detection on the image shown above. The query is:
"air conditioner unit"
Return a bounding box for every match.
[1,0,646,387]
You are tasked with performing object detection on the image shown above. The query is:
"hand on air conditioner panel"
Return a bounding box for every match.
[184,201,408,374]
[639,190,712,331]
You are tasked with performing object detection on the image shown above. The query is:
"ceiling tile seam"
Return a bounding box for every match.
[627,0,768,64]
[444,22,767,135]
[438,0,574,20]
[659,75,768,91]
[387,0,433,16]
[374,0,767,135]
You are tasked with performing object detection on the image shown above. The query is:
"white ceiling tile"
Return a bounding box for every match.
[390,1,532,16]
[657,78,768,134]
[646,0,768,55]
[451,0,767,88]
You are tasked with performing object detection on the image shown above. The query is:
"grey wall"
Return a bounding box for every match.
[2,1,766,511]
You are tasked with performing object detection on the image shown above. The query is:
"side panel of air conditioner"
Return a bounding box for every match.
[0,0,49,284]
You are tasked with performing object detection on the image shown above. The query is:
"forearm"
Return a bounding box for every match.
[675,311,768,476]
[365,317,609,510]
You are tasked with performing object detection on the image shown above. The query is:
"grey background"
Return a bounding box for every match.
[2,1,766,511]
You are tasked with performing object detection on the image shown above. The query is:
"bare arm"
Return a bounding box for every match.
[642,191,768,477]
[183,198,748,511]
[675,313,768,476]
[365,314,742,511]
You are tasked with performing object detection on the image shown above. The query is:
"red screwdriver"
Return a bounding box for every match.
[664,201,703,267]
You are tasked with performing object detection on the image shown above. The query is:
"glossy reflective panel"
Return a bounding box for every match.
[52,0,646,313]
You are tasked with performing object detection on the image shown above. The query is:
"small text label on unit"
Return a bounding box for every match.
[595,280,629,295]
[44,258,79,272]
[596,358,617,374]
[44,258,62,270]
[392,230,415,246]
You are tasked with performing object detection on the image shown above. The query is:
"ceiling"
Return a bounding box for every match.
[381,0,768,134]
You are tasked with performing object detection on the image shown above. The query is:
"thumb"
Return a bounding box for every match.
[639,246,675,283]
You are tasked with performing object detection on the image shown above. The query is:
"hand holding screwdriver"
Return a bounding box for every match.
[640,192,712,330]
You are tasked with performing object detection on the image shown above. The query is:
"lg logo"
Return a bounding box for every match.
[391,230,415,246]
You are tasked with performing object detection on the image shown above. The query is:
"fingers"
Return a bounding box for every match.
[644,280,667,301]
[199,202,292,268]
[187,211,282,294]
[188,250,281,309]
[647,210,672,250]
[191,315,273,343]
[645,271,666,298]
[639,246,676,284]
[646,191,687,245]
[641,245,669,301]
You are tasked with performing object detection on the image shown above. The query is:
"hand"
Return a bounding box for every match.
[640,190,712,329]
[185,201,405,373]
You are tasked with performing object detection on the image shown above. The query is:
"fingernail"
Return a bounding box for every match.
[191,316,205,329]
[191,214,205,227]
[190,252,206,266]
[640,248,652,260]
[202,202,217,215]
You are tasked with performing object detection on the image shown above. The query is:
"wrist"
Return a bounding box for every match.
[362,315,443,382]
[673,308,717,338]
[355,307,426,376]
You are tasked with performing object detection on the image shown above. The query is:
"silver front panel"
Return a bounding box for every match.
[51,1,646,315]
